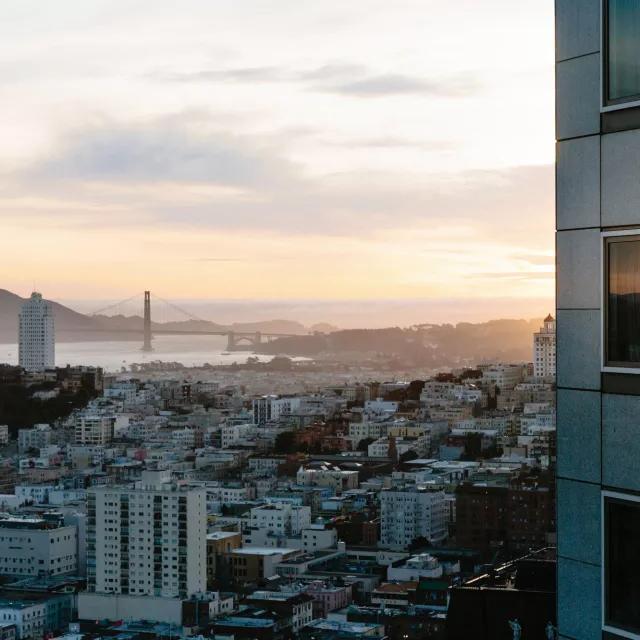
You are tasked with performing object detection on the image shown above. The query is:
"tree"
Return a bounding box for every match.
[357,438,375,452]
[274,431,297,454]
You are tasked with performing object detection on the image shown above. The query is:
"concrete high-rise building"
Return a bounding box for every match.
[74,415,115,446]
[533,314,556,379]
[86,470,206,599]
[18,292,54,372]
[556,2,640,638]
[379,485,447,550]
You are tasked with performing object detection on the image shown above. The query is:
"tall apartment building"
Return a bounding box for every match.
[18,292,54,372]
[86,470,207,599]
[379,485,447,550]
[74,416,115,445]
[556,2,640,638]
[0,514,77,578]
[533,314,556,378]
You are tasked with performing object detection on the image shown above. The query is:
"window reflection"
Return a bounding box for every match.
[606,498,640,633]
[607,237,640,365]
[608,0,640,104]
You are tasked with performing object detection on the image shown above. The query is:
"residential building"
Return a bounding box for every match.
[74,416,115,446]
[379,486,447,550]
[249,503,311,536]
[245,590,314,633]
[18,426,52,455]
[18,292,55,372]
[533,314,556,378]
[85,470,207,599]
[253,396,301,425]
[0,600,45,640]
[0,514,77,578]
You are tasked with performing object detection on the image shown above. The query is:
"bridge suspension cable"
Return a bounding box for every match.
[90,292,146,317]
[150,293,208,324]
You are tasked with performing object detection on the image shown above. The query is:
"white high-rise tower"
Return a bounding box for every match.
[532,314,555,379]
[19,292,55,372]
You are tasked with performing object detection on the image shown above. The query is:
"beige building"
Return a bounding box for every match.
[86,470,207,599]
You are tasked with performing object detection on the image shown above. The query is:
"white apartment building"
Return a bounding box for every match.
[250,503,311,536]
[364,399,399,416]
[379,486,447,550]
[18,425,52,454]
[252,396,301,425]
[0,601,45,640]
[0,515,77,578]
[202,482,255,510]
[87,470,207,599]
[221,423,255,448]
[74,416,115,446]
[348,422,386,444]
[481,365,525,391]
[0,427,8,446]
[18,292,55,372]
[533,314,556,379]
[368,435,429,459]
[296,466,359,494]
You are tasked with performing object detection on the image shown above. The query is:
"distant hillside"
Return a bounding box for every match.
[0,290,308,342]
[258,319,542,366]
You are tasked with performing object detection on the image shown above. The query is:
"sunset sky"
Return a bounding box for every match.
[0,0,555,320]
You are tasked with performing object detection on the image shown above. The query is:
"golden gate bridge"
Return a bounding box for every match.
[88,291,300,352]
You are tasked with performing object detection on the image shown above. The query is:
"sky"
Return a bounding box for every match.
[0,0,555,323]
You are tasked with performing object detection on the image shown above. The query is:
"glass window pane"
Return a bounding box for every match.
[608,0,640,103]
[607,238,640,365]
[607,499,640,632]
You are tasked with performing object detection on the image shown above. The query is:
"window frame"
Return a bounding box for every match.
[602,490,640,639]
[602,230,640,373]
[601,0,640,111]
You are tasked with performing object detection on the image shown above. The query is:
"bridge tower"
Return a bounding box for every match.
[142,291,153,352]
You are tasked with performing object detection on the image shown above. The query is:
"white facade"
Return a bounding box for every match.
[74,416,115,446]
[481,365,525,391]
[0,516,77,577]
[387,553,444,581]
[252,396,301,425]
[18,292,54,372]
[0,601,45,640]
[18,425,52,454]
[533,314,556,378]
[250,503,311,536]
[379,486,447,550]
[87,470,207,599]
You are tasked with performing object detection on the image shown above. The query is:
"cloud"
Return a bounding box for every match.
[155,66,284,84]
[8,115,552,246]
[324,72,480,98]
[335,136,455,151]
[151,62,481,99]
[25,119,300,189]
[471,271,554,280]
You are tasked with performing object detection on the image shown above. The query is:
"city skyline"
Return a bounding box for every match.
[0,0,554,306]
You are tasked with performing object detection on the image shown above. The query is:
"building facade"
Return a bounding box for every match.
[86,470,207,599]
[18,292,55,372]
[379,486,447,550]
[556,2,640,638]
[0,515,77,578]
[533,314,556,378]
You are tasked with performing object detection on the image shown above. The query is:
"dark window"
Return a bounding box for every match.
[606,236,640,366]
[605,496,640,633]
[605,0,640,106]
